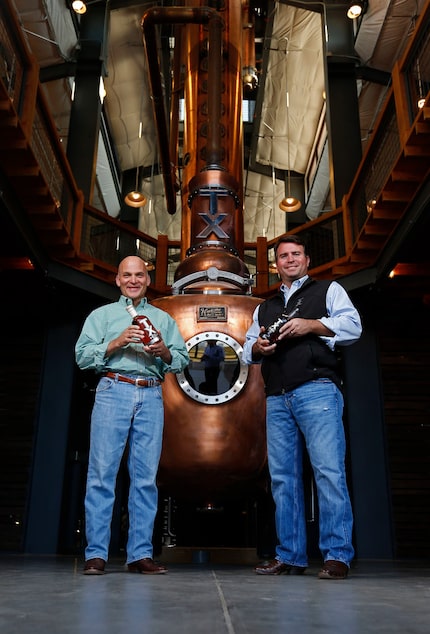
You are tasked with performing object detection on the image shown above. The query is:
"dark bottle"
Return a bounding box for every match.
[261,298,303,343]
[126,304,161,345]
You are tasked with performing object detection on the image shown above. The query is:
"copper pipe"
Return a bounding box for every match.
[242,1,257,91]
[141,7,223,214]
[205,14,223,168]
[169,24,182,175]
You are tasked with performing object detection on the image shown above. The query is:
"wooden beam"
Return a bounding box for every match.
[0,257,35,270]
[391,263,430,277]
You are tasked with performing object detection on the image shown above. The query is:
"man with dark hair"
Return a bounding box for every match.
[243,235,362,579]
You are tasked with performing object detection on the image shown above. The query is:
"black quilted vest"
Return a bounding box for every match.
[258,278,342,395]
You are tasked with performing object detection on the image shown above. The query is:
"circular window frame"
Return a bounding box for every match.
[176,331,249,405]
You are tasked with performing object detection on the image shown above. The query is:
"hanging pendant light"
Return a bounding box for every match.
[124,189,146,208]
[124,166,146,208]
[279,88,301,213]
[124,118,146,208]
[279,195,301,213]
[416,56,426,109]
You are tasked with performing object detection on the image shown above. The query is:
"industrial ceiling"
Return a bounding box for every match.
[12,0,427,244]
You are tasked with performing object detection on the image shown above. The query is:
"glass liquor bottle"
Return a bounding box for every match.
[261,298,303,343]
[125,304,161,345]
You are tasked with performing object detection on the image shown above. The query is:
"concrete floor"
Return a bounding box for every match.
[1,555,429,634]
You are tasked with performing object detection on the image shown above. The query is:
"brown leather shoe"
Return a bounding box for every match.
[318,560,349,579]
[83,558,106,575]
[255,559,307,575]
[127,558,167,575]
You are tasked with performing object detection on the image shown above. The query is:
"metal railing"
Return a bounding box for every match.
[347,97,401,243]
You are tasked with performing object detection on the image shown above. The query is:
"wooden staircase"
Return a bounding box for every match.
[330,105,430,279]
[0,80,117,284]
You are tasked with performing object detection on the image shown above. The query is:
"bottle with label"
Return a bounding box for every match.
[126,305,161,345]
[261,298,303,343]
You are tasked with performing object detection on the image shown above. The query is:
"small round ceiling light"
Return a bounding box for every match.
[347,0,367,19]
[72,1,87,15]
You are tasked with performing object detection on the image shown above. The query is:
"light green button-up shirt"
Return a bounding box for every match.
[75,295,189,380]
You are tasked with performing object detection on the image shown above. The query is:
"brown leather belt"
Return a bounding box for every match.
[104,372,161,388]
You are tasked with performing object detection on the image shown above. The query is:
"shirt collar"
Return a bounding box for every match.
[280,274,309,297]
[120,295,148,307]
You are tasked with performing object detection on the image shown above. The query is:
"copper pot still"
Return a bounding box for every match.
[153,292,266,501]
[144,2,267,501]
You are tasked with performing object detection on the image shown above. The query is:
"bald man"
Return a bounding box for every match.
[76,256,189,575]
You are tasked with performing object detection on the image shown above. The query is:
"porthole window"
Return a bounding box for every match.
[176,331,249,404]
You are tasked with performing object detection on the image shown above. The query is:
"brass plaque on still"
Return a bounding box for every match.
[197,306,228,322]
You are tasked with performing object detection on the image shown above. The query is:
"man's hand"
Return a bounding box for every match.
[277,317,304,340]
[144,338,172,364]
[106,325,145,355]
[252,327,277,360]
[277,318,335,340]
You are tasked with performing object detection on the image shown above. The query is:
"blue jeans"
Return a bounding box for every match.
[84,376,164,564]
[266,379,354,567]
